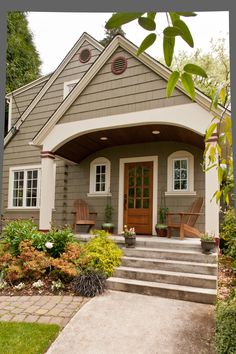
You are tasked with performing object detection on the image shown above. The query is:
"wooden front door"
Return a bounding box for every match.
[124,162,153,235]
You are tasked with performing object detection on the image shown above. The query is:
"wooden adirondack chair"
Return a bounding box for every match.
[166,197,203,240]
[73,199,97,233]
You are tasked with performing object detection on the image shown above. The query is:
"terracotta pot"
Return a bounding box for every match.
[155,227,167,237]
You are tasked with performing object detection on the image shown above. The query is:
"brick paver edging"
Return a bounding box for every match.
[0,296,88,328]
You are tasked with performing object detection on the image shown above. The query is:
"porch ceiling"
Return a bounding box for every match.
[54,124,204,163]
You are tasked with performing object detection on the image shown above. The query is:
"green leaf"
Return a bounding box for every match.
[176,12,197,17]
[181,72,195,100]
[183,64,207,78]
[163,26,183,37]
[169,12,180,25]
[218,167,224,184]
[174,19,194,47]
[163,35,175,67]
[212,84,224,109]
[136,33,157,56]
[105,13,144,29]
[219,86,226,105]
[205,123,217,141]
[166,71,180,97]
[147,12,156,21]
[138,17,156,31]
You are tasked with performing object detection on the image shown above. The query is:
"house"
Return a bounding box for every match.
[3,32,221,236]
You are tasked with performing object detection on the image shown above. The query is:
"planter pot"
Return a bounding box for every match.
[101,223,115,234]
[124,236,136,248]
[155,227,167,237]
[201,240,215,254]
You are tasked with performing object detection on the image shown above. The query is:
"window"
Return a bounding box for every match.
[166,151,196,196]
[63,79,79,99]
[9,166,41,208]
[88,157,111,196]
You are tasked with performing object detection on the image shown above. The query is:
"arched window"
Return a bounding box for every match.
[165,151,196,196]
[88,157,111,196]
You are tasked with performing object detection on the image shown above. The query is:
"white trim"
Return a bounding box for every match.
[7,97,13,132]
[89,157,111,196]
[8,164,41,209]
[31,35,230,147]
[63,79,79,99]
[166,151,195,196]
[87,193,112,198]
[41,103,211,152]
[4,33,103,147]
[118,156,158,235]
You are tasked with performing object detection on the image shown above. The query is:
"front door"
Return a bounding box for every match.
[124,161,153,235]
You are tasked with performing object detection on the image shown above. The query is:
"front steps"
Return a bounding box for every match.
[76,234,218,304]
[106,237,218,304]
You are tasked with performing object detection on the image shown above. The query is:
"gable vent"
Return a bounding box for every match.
[79,48,91,63]
[111,56,127,75]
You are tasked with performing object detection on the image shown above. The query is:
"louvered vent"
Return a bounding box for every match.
[79,48,91,63]
[111,56,127,75]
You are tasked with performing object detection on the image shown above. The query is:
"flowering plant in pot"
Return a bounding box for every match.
[155,207,169,237]
[200,233,216,254]
[121,225,136,248]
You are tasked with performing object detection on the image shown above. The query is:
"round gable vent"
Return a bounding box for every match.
[79,48,91,63]
[111,56,127,75]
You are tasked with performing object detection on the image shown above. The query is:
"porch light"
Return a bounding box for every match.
[100,137,108,141]
[152,130,160,135]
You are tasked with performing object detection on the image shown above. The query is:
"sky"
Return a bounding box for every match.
[27,11,229,76]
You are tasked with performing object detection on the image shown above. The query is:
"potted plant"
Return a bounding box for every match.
[121,225,136,248]
[101,204,115,234]
[200,233,216,254]
[155,207,169,237]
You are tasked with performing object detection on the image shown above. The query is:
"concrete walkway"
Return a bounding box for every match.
[0,295,87,327]
[47,290,215,354]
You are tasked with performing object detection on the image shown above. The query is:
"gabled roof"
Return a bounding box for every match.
[32,34,230,147]
[4,32,104,147]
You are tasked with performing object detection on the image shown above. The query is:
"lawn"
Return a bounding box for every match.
[0,321,60,354]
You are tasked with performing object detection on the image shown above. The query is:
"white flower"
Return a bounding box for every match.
[14,282,25,290]
[45,241,53,249]
[32,280,44,288]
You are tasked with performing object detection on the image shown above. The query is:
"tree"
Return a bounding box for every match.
[6,11,41,94]
[100,20,125,47]
[105,12,233,206]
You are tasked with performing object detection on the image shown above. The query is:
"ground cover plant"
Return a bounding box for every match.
[0,220,122,296]
[0,322,60,354]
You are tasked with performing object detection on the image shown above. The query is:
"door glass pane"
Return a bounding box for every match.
[129,177,134,186]
[136,199,141,208]
[128,198,134,208]
[144,177,149,185]
[129,188,134,197]
[136,177,142,186]
[143,199,149,208]
[136,188,142,198]
[129,168,135,177]
[136,166,142,176]
[143,188,149,197]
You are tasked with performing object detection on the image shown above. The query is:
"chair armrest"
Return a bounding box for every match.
[166,212,203,216]
[89,212,98,216]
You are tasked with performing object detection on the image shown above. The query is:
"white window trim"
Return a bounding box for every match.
[87,157,112,197]
[165,151,196,196]
[63,79,79,99]
[8,165,41,209]
[7,96,13,132]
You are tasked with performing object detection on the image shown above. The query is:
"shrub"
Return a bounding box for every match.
[85,230,123,277]
[74,269,107,297]
[2,219,42,255]
[220,209,236,265]
[214,296,236,354]
[44,227,74,258]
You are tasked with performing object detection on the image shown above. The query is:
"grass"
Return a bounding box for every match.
[0,321,60,354]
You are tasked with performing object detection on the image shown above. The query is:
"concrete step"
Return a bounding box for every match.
[123,247,217,264]
[107,277,217,304]
[122,256,218,275]
[114,266,217,289]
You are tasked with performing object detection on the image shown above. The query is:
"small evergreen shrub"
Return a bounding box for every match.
[85,230,123,277]
[44,227,74,258]
[220,209,236,268]
[74,269,107,297]
[214,296,236,354]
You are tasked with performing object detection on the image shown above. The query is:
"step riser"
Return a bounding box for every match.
[116,240,202,252]
[122,258,217,276]
[124,249,216,264]
[107,280,216,304]
[114,269,217,289]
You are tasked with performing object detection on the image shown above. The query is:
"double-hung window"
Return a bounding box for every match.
[9,166,41,208]
[88,157,111,196]
[173,158,188,191]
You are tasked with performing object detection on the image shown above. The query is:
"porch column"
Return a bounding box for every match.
[205,133,220,236]
[39,151,56,231]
